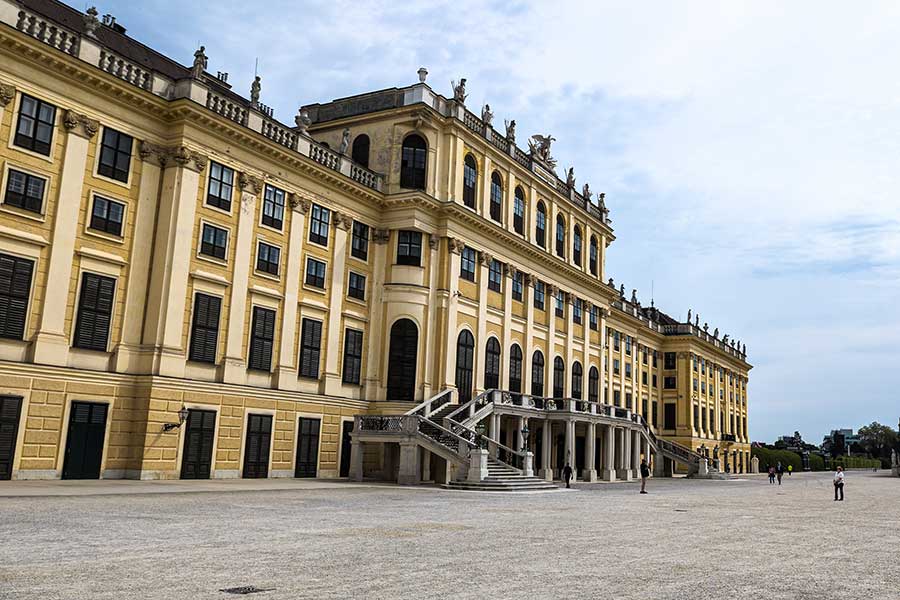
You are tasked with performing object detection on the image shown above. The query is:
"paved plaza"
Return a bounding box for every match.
[0,472,897,600]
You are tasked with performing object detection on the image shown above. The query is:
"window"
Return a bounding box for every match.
[304,257,326,289]
[588,367,599,402]
[613,331,620,351]
[625,363,632,378]
[256,242,281,276]
[553,357,565,398]
[573,299,582,325]
[348,271,366,300]
[555,290,564,318]
[299,318,323,378]
[3,169,45,213]
[509,344,523,393]
[531,350,545,397]
[489,171,502,222]
[513,187,525,234]
[396,230,422,266]
[462,154,477,209]
[512,271,523,301]
[573,225,582,266]
[625,335,632,355]
[0,253,34,340]
[188,293,221,363]
[613,359,620,375]
[351,134,370,168]
[642,398,649,419]
[488,259,502,292]
[664,352,676,370]
[455,330,475,403]
[555,214,566,258]
[97,127,133,183]
[460,247,476,281]
[309,204,330,245]
[693,406,700,431]
[533,280,545,310]
[342,328,363,384]
[653,374,658,388]
[535,201,546,248]
[664,404,676,430]
[701,381,707,394]
[642,349,648,365]
[642,371,648,385]
[626,392,632,409]
[262,184,286,230]
[206,161,234,211]
[248,306,276,371]
[572,362,583,400]
[484,338,501,389]
[14,94,56,156]
[73,273,115,351]
[614,390,621,406]
[589,236,598,275]
[400,134,427,190]
[200,224,228,260]
[653,351,658,368]
[693,378,699,391]
[351,221,369,260]
[653,402,659,428]
[88,196,125,237]
[589,306,598,330]
[386,319,418,401]
[708,408,715,433]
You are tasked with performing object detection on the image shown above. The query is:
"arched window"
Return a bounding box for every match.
[553,357,565,398]
[589,236,598,275]
[386,319,418,401]
[484,337,501,389]
[455,330,475,403]
[489,171,503,222]
[531,350,545,397]
[509,344,523,393]
[555,214,566,258]
[536,201,546,248]
[572,361,583,400]
[573,225,582,266]
[588,366,599,402]
[463,154,477,208]
[351,134,370,168]
[400,134,427,190]
[513,187,525,234]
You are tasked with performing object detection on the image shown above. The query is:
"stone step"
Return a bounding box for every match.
[442,481,559,492]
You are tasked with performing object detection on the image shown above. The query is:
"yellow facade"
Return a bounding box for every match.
[0,1,749,482]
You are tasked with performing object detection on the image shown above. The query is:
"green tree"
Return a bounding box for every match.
[857,422,899,466]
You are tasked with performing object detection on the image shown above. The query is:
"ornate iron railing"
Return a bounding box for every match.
[357,415,403,432]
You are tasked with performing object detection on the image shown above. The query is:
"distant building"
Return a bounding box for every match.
[822,429,861,457]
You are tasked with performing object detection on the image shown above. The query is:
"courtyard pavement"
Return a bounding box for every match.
[0,471,897,600]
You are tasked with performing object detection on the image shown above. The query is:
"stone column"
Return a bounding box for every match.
[490,413,501,459]
[421,235,440,398]
[515,416,525,453]
[442,238,464,390]
[474,251,491,395]
[421,448,431,482]
[397,441,421,485]
[32,111,99,366]
[565,419,576,481]
[602,424,616,481]
[540,419,553,481]
[632,430,641,477]
[323,212,352,395]
[141,146,207,377]
[222,173,263,384]
[275,195,310,389]
[584,421,597,482]
[364,229,390,399]
[349,439,364,481]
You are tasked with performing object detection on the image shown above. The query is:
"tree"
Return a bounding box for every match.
[857,422,899,463]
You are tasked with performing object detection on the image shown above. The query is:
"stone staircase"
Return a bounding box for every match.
[442,458,560,492]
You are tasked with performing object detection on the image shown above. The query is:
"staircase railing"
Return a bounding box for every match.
[443,418,526,471]
[444,389,496,423]
[404,389,454,419]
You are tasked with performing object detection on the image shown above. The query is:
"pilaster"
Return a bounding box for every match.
[275,195,310,389]
[442,238,463,390]
[474,250,490,394]
[540,418,553,481]
[523,273,534,393]
[601,424,616,481]
[584,421,597,482]
[323,212,352,395]
[500,265,513,389]
[364,229,390,399]
[421,234,440,398]
[546,285,557,390]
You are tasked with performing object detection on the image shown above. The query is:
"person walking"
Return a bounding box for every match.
[833,466,844,501]
[776,462,784,485]
[639,459,650,494]
[788,464,793,476]
[562,463,573,489]
[768,465,776,484]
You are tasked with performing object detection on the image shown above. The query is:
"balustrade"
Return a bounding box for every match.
[261,119,297,150]
[15,9,79,55]
[309,142,341,170]
[206,92,248,126]
[99,50,153,91]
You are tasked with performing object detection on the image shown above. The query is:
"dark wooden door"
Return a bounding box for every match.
[62,402,108,480]
[243,414,272,479]
[0,396,22,480]
[295,417,320,478]
[386,319,417,401]
[339,421,353,477]
[181,409,216,480]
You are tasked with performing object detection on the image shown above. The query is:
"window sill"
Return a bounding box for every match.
[197,254,229,268]
[259,221,286,236]
[92,169,132,190]
[346,295,367,307]
[9,142,54,164]
[302,283,327,295]
[84,228,125,245]
[203,201,234,217]
[0,203,45,223]
[253,269,282,283]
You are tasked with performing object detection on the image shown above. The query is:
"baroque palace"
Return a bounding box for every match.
[0,0,749,486]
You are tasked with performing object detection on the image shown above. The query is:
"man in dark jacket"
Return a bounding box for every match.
[562,463,573,488]
[639,459,650,494]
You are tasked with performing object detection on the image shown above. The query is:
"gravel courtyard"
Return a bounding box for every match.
[1,471,897,600]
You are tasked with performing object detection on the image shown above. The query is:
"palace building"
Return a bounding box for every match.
[0,0,750,485]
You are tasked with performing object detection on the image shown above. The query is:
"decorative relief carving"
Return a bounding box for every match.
[62,109,99,139]
[447,237,465,254]
[479,251,493,266]
[138,140,167,165]
[373,229,391,244]
[428,234,438,250]
[238,172,263,195]
[169,145,207,172]
[507,265,518,279]
[333,211,353,230]
[0,83,15,107]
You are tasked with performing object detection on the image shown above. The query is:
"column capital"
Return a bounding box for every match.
[479,251,493,266]
[447,237,466,254]
[522,272,533,286]
[151,145,207,172]
[63,109,100,139]
[428,233,439,250]
[507,265,518,279]
[0,83,15,107]
[333,211,353,230]
[138,140,168,166]
[238,172,264,195]
[373,229,391,244]
[288,193,311,213]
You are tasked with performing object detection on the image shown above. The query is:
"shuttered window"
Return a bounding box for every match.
[188,293,221,363]
[73,273,116,351]
[0,253,33,340]
[342,328,363,385]
[248,306,275,371]
[97,127,133,183]
[299,318,322,378]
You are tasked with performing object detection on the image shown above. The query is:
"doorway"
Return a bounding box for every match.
[295,417,320,478]
[62,401,108,480]
[243,414,272,479]
[339,421,353,477]
[181,409,216,479]
[0,396,22,480]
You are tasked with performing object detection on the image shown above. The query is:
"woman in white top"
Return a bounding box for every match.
[833,466,844,501]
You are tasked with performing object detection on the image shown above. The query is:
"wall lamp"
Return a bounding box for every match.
[163,406,190,432]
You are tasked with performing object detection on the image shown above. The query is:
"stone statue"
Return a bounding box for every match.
[582,182,591,202]
[417,67,428,83]
[83,6,100,37]
[250,76,261,107]
[528,134,556,164]
[695,314,700,327]
[504,119,516,142]
[687,309,692,323]
[192,45,208,79]
[338,128,351,155]
[452,78,467,103]
[619,284,625,297]
[566,167,575,188]
[742,343,746,354]
[703,323,709,332]
[481,104,493,126]
[714,328,719,338]
[294,108,312,134]
[631,289,638,304]
[723,334,729,343]
[608,278,614,287]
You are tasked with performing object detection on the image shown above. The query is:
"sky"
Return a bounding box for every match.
[96,0,900,443]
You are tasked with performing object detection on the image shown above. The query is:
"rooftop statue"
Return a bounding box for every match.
[723,334,729,343]
[417,67,428,83]
[250,76,261,107]
[714,327,719,338]
[695,314,700,327]
[192,45,208,79]
[582,182,591,202]
[452,78,468,104]
[504,119,516,142]
[528,134,557,170]
[339,128,351,155]
[566,167,575,188]
[687,309,692,323]
[619,283,625,297]
[631,289,638,304]
[294,108,312,134]
[742,343,746,354]
[481,104,493,127]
